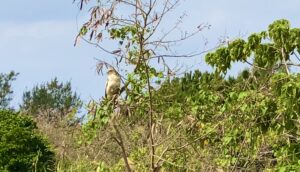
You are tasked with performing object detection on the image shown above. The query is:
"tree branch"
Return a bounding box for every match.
[112,124,132,172]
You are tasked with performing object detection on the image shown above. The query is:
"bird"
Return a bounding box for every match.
[105,67,121,101]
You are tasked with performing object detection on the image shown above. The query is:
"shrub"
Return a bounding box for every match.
[0,110,55,172]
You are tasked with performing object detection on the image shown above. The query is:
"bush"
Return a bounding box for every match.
[0,110,55,172]
[21,78,82,122]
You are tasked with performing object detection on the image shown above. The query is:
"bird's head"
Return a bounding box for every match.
[107,67,119,76]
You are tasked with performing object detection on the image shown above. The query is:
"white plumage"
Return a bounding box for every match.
[105,68,121,100]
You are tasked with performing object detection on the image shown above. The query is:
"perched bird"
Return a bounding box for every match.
[105,67,121,100]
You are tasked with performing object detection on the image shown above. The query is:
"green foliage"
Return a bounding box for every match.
[56,159,106,172]
[151,19,300,171]
[0,110,55,172]
[205,19,300,74]
[153,70,300,170]
[75,2,300,170]
[21,78,82,121]
[0,71,18,109]
[81,99,113,142]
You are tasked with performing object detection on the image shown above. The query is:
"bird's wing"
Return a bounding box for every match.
[105,79,108,98]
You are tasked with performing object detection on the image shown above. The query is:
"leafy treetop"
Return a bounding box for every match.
[0,71,18,109]
[205,19,300,74]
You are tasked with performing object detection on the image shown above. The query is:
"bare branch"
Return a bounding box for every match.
[144,0,181,42]
[293,50,300,62]
[149,45,219,59]
[286,62,300,67]
[245,60,269,71]
[82,38,123,57]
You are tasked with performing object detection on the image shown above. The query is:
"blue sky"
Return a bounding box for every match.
[0,0,299,108]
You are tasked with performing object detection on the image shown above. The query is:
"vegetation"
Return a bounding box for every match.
[71,0,300,171]
[1,1,300,171]
[21,78,82,122]
[0,71,18,109]
[0,110,55,172]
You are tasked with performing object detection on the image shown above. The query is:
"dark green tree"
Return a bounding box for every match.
[0,71,18,109]
[0,110,55,172]
[21,78,82,122]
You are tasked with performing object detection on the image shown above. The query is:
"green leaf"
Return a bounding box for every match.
[80,26,88,36]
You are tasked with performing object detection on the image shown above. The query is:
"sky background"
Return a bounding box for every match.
[0,0,299,108]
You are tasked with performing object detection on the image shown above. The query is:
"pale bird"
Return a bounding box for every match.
[105,68,121,100]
